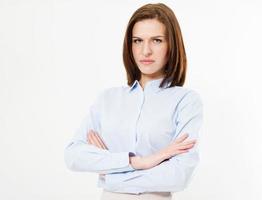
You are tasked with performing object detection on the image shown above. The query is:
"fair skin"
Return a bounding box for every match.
[132,18,168,89]
[87,18,196,171]
[87,130,196,171]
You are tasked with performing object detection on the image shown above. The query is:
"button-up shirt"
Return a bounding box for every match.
[64,77,203,194]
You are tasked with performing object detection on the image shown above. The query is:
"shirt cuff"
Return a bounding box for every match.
[107,151,136,174]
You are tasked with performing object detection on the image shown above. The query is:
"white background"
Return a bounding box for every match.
[1,0,262,199]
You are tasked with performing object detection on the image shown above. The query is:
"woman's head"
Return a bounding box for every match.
[123,3,187,88]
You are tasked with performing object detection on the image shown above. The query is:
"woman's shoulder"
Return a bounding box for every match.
[97,86,129,98]
[168,86,203,105]
[168,85,200,96]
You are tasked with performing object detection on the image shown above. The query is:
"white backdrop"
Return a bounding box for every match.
[1,0,262,199]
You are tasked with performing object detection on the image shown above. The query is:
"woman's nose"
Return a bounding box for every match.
[142,42,152,57]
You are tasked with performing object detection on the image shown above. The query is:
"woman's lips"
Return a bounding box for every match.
[140,60,155,65]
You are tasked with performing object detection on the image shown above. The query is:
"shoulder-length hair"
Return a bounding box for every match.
[123,3,187,88]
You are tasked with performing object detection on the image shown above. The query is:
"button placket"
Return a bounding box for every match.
[134,88,145,151]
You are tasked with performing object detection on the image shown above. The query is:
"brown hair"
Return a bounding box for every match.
[123,3,187,88]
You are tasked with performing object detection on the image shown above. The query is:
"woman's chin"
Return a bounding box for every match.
[139,68,158,75]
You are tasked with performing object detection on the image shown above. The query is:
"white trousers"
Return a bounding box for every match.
[100,190,173,200]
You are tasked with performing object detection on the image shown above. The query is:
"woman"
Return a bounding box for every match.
[64,3,203,200]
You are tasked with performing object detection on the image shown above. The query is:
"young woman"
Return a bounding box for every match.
[64,3,203,200]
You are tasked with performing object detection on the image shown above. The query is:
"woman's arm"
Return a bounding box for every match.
[64,90,136,174]
[101,91,203,193]
[129,133,196,170]
[90,131,196,170]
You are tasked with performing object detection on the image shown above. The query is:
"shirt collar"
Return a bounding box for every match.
[128,77,171,93]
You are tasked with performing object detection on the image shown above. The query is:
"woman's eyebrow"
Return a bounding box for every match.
[132,35,165,39]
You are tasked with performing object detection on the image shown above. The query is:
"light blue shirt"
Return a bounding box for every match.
[64,78,203,194]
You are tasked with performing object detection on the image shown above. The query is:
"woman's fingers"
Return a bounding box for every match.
[177,140,196,147]
[87,131,100,147]
[174,134,197,147]
[92,131,108,149]
[174,133,189,144]
[175,149,189,155]
[178,142,195,150]
[88,130,108,149]
[176,139,196,149]
[159,133,197,158]
[89,131,104,149]
[88,132,102,148]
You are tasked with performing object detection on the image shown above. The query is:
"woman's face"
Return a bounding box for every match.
[132,19,168,81]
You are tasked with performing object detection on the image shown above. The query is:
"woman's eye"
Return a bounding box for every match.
[153,39,162,43]
[133,39,142,44]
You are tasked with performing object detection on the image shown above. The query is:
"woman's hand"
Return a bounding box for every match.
[158,133,196,160]
[130,133,196,170]
[87,131,196,171]
[87,130,108,176]
[87,130,108,150]
[129,153,165,170]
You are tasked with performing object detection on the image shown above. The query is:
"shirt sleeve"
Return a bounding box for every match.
[64,90,135,174]
[103,91,203,193]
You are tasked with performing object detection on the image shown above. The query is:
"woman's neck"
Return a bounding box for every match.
[139,74,164,90]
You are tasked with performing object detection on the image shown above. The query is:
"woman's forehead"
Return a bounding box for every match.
[132,19,166,37]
